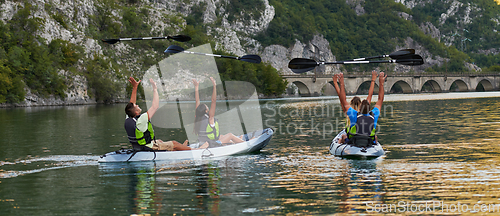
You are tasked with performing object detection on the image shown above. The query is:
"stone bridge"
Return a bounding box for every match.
[282,74,500,96]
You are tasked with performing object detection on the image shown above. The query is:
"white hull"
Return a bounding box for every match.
[329,130,385,158]
[99,128,273,162]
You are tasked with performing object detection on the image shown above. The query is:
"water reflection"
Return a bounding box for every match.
[260,142,500,214]
[195,162,221,215]
[99,159,241,215]
[99,162,163,215]
[129,164,161,215]
[260,146,387,214]
[342,159,385,213]
[2,96,500,214]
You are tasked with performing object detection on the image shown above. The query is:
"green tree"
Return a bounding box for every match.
[215,51,287,96]
[84,54,123,103]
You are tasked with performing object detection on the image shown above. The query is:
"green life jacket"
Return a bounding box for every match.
[198,114,220,143]
[125,115,155,146]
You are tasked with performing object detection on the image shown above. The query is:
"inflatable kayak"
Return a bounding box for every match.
[99,128,274,162]
[329,130,385,158]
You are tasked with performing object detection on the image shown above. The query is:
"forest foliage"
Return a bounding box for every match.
[0,3,74,103]
[0,0,287,103]
[254,0,500,72]
[1,0,499,103]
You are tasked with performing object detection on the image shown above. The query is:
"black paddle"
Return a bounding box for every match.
[288,54,424,73]
[102,35,191,44]
[164,45,262,64]
[350,49,415,61]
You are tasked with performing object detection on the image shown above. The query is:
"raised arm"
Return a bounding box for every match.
[366,70,378,104]
[375,72,387,110]
[332,74,348,113]
[146,79,159,120]
[338,73,351,113]
[192,79,200,109]
[128,77,141,104]
[208,77,217,124]
[332,74,341,97]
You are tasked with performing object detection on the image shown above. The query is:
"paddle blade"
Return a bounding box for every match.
[101,39,119,44]
[164,45,185,53]
[396,54,424,66]
[167,35,191,42]
[389,49,415,59]
[288,58,318,73]
[239,55,262,64]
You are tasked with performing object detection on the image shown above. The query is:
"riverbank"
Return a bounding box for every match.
[2,91,499,108]
[265,91,500,103]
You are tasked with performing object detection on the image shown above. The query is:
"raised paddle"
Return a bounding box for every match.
[102,35,192,44]
[288,54,424,73]
[164,45,262,64]
[350,49,415,61]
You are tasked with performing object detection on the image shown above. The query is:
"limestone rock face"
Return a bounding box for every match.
[0,0,101,106]
[420,22,441,40]
[393,0,427,9]
[476,48,500,55]
[261,35,340,75]
[394,37,480,73]
[1,0,494,105]
[210,0,275,56]
[345,0,365,16]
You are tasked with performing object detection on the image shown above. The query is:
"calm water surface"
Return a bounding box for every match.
[1,93,500,215]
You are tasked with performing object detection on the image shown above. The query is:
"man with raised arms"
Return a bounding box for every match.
[124,77,208,151]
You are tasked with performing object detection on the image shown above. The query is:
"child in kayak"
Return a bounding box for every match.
[125,77,208,151]
[192,77,245,147]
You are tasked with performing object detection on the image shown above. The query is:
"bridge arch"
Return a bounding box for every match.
[355,81,379,95]
[390,80,412,93]
[476,79,494,91]
[291,81,311,96]
[421,80,442,93]
[321,81,338,96]
[448,79,469,92]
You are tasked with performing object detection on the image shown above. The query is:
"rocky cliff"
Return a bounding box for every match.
[0,0,497,106]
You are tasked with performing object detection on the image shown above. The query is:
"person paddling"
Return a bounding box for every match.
[125,77,208,151]
[192,77,245,147]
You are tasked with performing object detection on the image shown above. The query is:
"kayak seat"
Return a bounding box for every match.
[347,134,374,148]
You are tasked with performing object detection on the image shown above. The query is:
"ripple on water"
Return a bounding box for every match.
[251,144,500,213]
[0,155,99,178]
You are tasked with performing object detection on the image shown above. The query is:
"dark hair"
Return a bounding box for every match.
[360,99,371,114]
[350,96,361,111]
[193,104,208,135]
[125,102,136,118]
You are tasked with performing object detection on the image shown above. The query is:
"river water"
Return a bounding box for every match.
[1,93,500,215]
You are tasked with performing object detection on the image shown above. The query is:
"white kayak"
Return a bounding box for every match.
[329,130,385,158]
[99,128,274,162]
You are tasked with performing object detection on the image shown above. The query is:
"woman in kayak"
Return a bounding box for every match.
[332,71,382,144]
[192,77,245,147]
[332,71,378,113]
[125,77,208,151]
